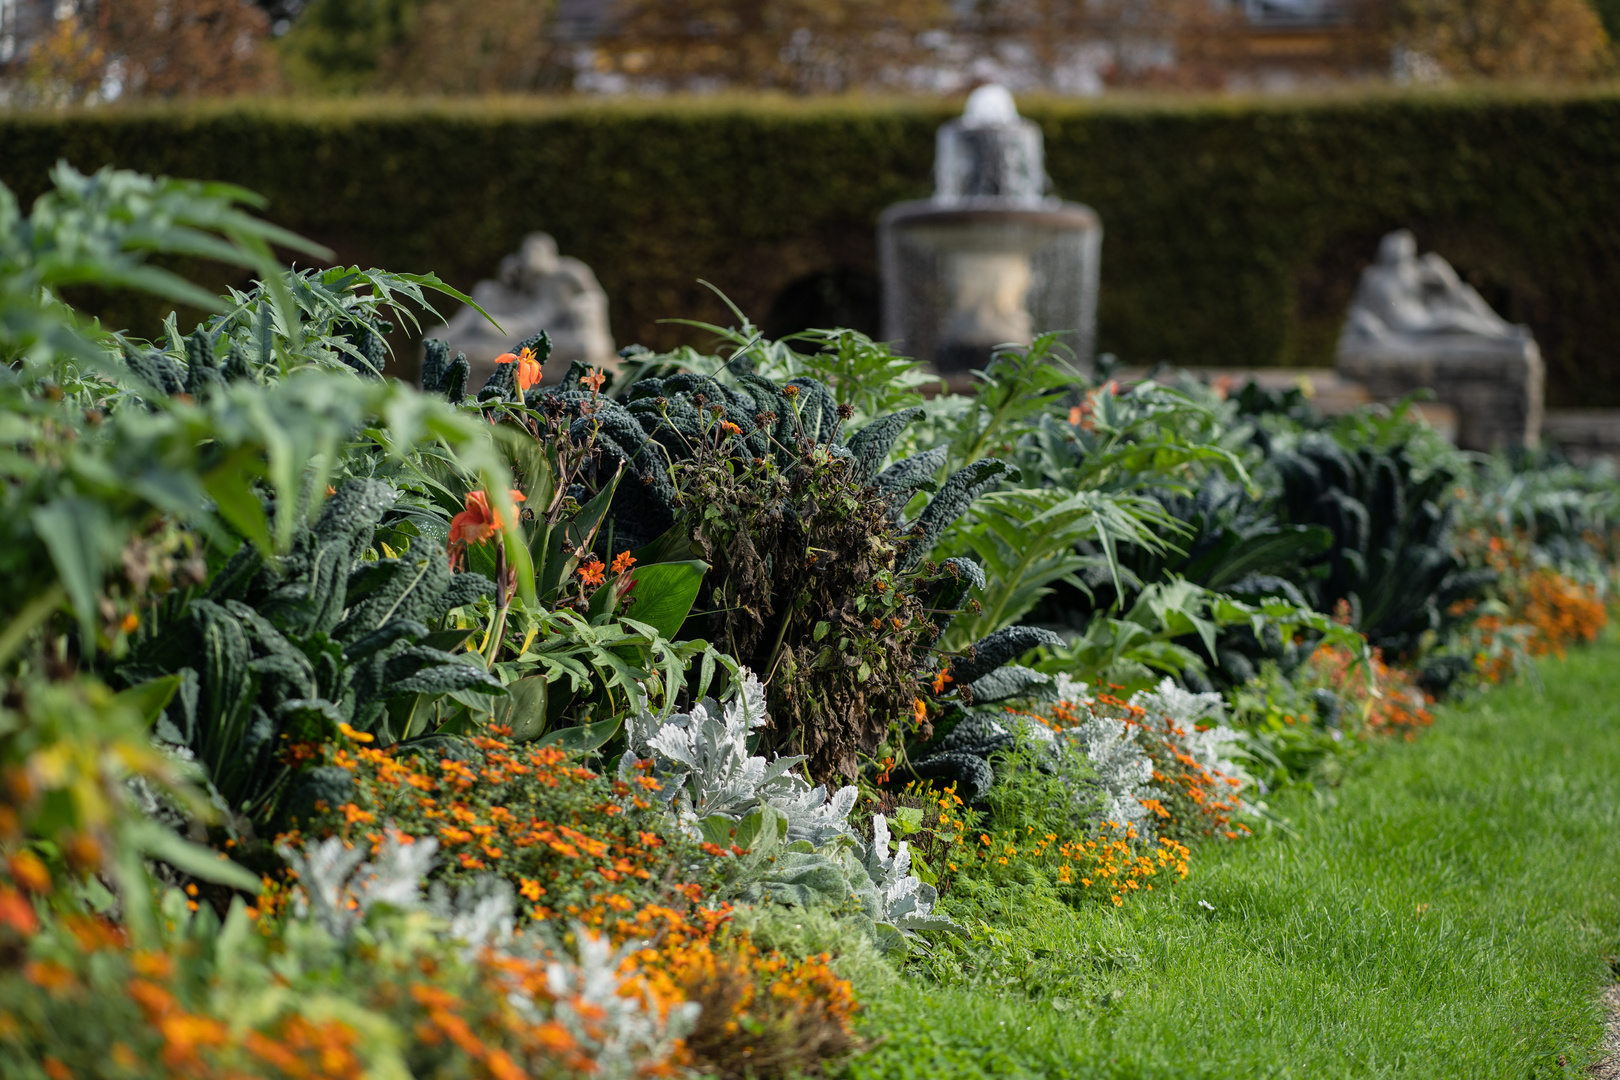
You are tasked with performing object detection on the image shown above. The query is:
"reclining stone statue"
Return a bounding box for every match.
[1336,230,1542,450]
[426,232,616,388]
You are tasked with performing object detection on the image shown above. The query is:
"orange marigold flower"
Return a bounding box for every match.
[932,666,953,694]
[23,959,74,993]
[720,420,742,436]
[577,556,606,587]
[7,851,50,894]
[535,1020,577,1053]
[0,887,38,935]
[579,368,607,393]
[610,550,637,575]
[913,697,927,725]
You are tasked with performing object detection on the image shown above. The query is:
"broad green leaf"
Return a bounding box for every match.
[535,713,623,754]
[125,820,261,893]
[203,458,272,555]
[619,560,708,640]
[500,676,550,742]
[115,675,182,726]
[31,497,112,646]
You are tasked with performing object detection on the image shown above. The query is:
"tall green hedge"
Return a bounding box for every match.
[5,91,1620,406]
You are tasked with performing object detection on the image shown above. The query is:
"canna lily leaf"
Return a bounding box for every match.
[617,560,708,640]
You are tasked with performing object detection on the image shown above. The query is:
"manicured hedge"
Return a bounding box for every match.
[5,90,1620,405]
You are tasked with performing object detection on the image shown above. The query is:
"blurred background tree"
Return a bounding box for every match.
[277,0,562,93]
[1397,0,1611,78]
[0,0,1611,103]
[7,0,277,104]
[590,0,949,94]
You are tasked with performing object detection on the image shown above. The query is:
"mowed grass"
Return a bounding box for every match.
[840,641,1620,1080]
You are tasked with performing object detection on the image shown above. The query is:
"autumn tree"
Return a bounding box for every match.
[97,0,279,97]
[278,0,562,93]
[1397,0,1612,79]
[9,0,277,104]
[595,0,951,94]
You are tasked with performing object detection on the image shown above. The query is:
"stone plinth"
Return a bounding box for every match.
[1541,409,1620,464]
[1336,338,1543,451]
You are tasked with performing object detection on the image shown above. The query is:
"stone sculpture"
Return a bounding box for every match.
[428,232,615,387]
[879,84,1101,378]
[1336,230,1542,450]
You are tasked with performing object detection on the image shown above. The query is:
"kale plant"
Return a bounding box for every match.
[117,479,503,834]
[1271,436,1494,655]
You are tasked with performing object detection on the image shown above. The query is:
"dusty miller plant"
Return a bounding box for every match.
[624,671,963,952]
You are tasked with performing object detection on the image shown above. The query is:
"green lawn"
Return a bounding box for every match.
[840,641,1620,1079]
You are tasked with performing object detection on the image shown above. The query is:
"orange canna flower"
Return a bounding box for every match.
[610,550,637,574]
[448,490,525,554]
[577,556,606,587]
[495,346,544,393]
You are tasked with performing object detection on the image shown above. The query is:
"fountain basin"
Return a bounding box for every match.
[879,199,1102,375]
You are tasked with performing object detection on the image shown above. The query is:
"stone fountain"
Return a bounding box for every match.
[879,85,1102,376]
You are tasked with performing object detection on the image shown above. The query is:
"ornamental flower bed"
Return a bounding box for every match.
[0,165,1615,1079]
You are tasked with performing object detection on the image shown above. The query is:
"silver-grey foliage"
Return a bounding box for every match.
[625,670,963,951]
[623,670,858,846]
[275,831,697,1076]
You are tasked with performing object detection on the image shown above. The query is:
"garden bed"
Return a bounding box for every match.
[0,164,1616,1080]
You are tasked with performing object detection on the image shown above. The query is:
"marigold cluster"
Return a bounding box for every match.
[287,725,703,926]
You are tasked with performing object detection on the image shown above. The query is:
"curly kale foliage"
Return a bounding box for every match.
[121,267,477,399]
[1273,437,1493,655]
[118,479,500,831]
[1031,473,1334,688]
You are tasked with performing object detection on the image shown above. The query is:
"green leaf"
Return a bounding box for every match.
[732,805,788,859]
[125,820,260,893]
[31,497,113,646]
[892,805,926,835]
[499,676,550,742]
[620,560,708,640]
[203,456,271,555]
[115,675,182,726]
[698,816,736,847]
[534,713,624,754]
[419,628,476,652]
